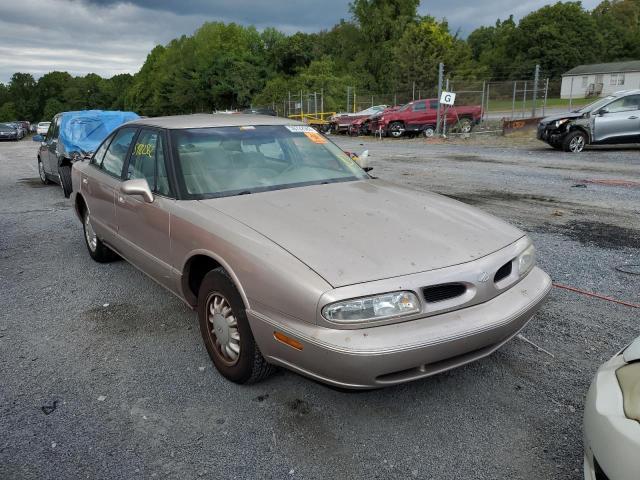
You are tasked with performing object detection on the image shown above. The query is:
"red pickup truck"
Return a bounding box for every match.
[377,99,482,138]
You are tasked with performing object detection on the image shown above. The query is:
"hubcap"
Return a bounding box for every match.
[206,293,240,365]
[84,213,97,252]
[569,135,585,152]
[423,128,435,138]
[460,122,472,133]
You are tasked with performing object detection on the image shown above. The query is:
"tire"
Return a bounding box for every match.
[37,157,51,184]
[562,130,587,153]
[82,208,118,263]
[58,164,72,198]
[388,122,404,138]
[198,268,274,384]
[422,126,436,138]
[456,118,473,134]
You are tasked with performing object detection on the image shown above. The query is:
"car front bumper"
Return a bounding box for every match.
[248,266,551,389]
[583,354,640,480]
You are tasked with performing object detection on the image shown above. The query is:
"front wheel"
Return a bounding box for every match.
[562,130,587,153]
[388,122,404,138]
[58,164,72,198]
[198,268,275,384]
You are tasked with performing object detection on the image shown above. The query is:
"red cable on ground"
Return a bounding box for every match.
[553,283,640,309]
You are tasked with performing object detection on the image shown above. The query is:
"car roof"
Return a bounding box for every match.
[126,113,304,129]
[613,89,640,97]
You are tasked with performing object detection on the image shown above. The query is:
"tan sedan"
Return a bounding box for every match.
[70,114,551,388]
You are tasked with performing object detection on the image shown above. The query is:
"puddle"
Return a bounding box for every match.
[537,220,640,250]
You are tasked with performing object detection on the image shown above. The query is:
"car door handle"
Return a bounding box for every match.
[82,178,88,185]
[628,116,638,119]
[118,196,125,204]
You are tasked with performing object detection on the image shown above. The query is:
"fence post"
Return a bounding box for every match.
[320,88,324,116]
[522,81,527,118]
[542,78,549,116]
[511,81,517,119]
[485,82,490,122]
[412,81,416,101]
[443,78,449,136]
[532,64,540,117]
[436,63,444,135]
[480,80,486,123]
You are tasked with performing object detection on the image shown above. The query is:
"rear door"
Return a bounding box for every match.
[593,94,640,143]
[83,127,137,246]
[116,128,174,289]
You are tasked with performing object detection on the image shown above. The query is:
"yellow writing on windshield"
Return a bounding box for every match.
[134,143,154,157]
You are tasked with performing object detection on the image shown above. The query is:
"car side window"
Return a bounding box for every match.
[430,100,439,110]
[127,129,171,196]
[413,101,427,112]
[101,128,136,178]
[605,95,640,113]
[91,135,113,166]
[51,117,61,141]
[45,120,55,141]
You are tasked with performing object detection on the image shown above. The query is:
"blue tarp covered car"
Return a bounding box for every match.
[36,110,139,197]
[58,110,140,156]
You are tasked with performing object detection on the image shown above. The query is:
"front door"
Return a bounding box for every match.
[593,94,640,143]
[117,128,174,289]
[43,116,60,176]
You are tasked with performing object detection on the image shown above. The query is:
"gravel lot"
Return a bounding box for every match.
[1,135,638,480]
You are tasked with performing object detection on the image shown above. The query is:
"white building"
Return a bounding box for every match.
[561,60,640,99]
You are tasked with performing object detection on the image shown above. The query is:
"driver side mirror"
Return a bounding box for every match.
[353,150,369,169]
[598,108,608,116]
[121,178,154,203]
[32,134,44,142]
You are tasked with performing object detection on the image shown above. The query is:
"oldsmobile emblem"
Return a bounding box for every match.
[478,271,490,283]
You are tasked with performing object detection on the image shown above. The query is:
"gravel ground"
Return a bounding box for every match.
[1,135,638,480]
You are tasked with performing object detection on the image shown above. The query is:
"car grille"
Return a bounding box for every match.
[494,261,513,283]
[423,283,467,303]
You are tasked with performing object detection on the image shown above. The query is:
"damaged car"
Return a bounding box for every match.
[34,110,139,197]
[537,90,640,153]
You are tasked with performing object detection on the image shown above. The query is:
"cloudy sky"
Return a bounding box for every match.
[0,0,600,83]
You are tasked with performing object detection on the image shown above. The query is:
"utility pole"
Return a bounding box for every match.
[532,64,540,117]
[436,63,444,135]
[443,78,449,136]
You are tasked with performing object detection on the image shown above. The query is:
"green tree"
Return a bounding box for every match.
[0,101,17,120]
[8,73,38,120]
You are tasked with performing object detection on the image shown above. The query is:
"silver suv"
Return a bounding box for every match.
[537,89,640,152]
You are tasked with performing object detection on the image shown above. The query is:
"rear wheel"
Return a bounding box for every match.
[58,164,72,198]
[82,208,118,263]
[456,118,473,134]
[562,130,587,153]
[389,122,404,138]
[422,126,436,138]
[198,268,274,384]
[38,157,51,184]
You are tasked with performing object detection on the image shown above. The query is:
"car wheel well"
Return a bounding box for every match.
[183,255,223,306]
[568,125,589,139]
[75,193,87,219]
[60,157,72,168]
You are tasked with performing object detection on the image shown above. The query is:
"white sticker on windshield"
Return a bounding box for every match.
[285,125,316,133]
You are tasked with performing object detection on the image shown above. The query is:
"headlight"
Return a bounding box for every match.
[616,363,640,423]
[322,291,420,323]
[517,244,536,277]
[555,119,569,128]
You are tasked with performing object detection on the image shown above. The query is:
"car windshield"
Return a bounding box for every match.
[172,125,369,198]
[577,96,616,113]
[0,123,15,131]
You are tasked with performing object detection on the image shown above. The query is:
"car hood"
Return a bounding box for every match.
[198,180,524,287]
[540,112,584,125]
[623,336,640,363]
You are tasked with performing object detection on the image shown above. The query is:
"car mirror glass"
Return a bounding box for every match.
[32,134,44,142]
[121,179,154,203]
[598,109,608,116]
